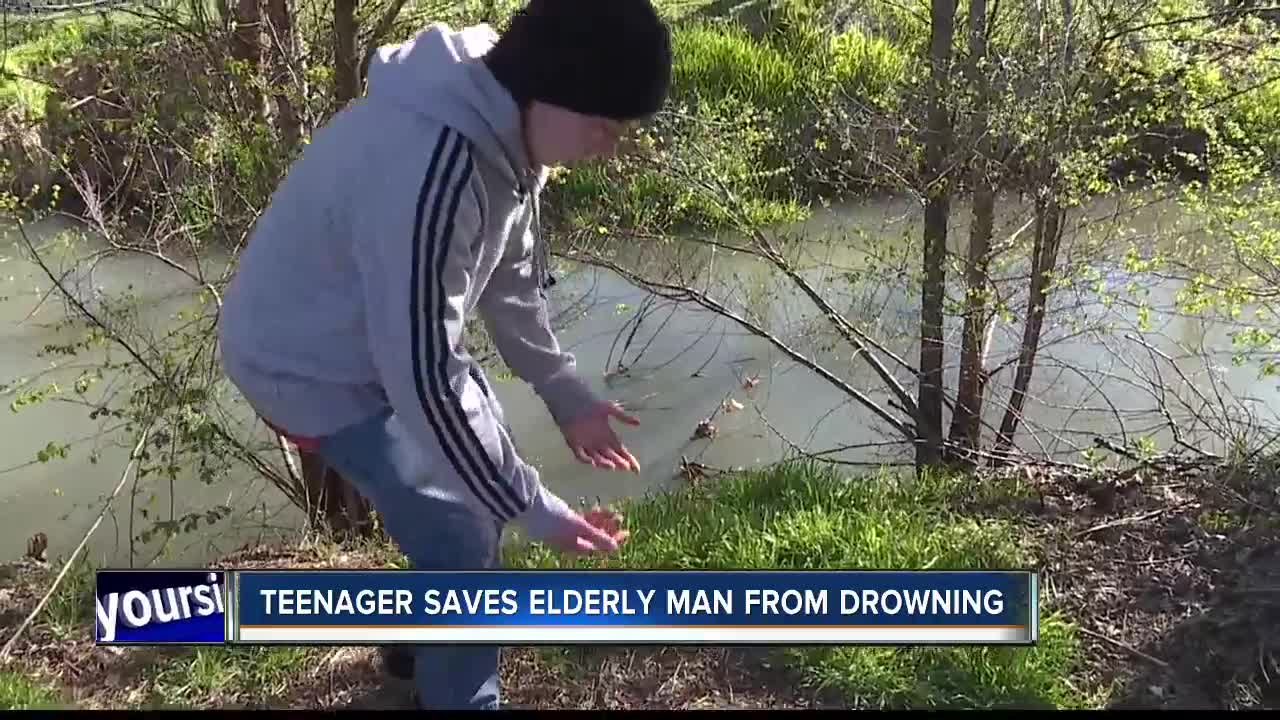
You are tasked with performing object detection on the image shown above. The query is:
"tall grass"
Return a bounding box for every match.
[673,22,801,107]
[671,8,913,112]
[547,2,915,233]
[1,19,87,120]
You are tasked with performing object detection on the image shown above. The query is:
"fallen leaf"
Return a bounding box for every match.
[722,398,744,413]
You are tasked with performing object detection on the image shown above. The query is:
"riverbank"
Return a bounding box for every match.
[0,0,886,235]
[4,0,1278,239]
[2,456,1276,709]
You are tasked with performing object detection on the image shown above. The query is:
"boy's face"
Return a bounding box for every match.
[524,101,636,168]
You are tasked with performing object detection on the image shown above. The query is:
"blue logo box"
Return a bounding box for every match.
[94,569,228,645]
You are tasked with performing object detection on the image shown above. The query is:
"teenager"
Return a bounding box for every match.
[217,0,672,709]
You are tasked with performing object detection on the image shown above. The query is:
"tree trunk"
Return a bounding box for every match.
[231,0,265,118]
[358,0,416,86]
[989,0,1074,464]
[299,451,373,537]
[948,188,994,460]
[265,0,304,148]
[334,0,361,107]
[916,0,956,471]
[992,199,1063,461]
[946,0,994,465]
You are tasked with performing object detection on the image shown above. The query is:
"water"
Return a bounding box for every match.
[3,188,1278,568]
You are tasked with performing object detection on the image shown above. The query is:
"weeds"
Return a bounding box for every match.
[40,557,96,638]
[143,646,320,708]
[0,669,64,710]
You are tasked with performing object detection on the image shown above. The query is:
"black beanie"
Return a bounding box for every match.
[484,0,672,121]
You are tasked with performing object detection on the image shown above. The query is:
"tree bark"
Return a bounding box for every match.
[990,0,1074,464]
[917,0,956,470]
[231,0,265,117]
[334,0,361,107]
[992,199,1063,461]
[265,0,303,148]
[299,451,373,537]
[946,0,994,464]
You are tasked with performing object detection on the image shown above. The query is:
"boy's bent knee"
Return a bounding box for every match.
[315,411,503,571]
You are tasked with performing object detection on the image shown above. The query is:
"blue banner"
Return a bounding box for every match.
[94,570,228,645]
[232,570,1037,646]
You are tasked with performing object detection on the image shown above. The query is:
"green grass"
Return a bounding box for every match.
[544,1,915,234]
[670,1,914,109]
[0,670,64,710]
[673,21,802,107]
[90,460,1084,710]
[0,19,87,120]
[140,646,321,708]
[0,0,913,235]
[41,557,98,638]
[0,12,155,121]
[505,460,1090,710]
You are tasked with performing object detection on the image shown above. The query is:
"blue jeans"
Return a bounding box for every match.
[315,406,503,710]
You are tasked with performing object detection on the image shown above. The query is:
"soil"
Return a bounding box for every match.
[962,457,1280,710]
[1,457,1276,709]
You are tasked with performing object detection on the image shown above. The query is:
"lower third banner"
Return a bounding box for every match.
[230,570,1037,646]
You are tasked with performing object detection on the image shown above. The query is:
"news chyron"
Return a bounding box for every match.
[95,570,230,645]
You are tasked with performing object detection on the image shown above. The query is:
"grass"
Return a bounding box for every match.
[0,19,87,121]
[140,646,322,708]
[41,557,97,637]
[14,449,1275,711]
[0,12,154,121]
[532,1,922,233]
[673,21,804,107]
[543,0,916,234]
[0,460,1087,709]
[503,460,1088,709]
[0,670,65,710]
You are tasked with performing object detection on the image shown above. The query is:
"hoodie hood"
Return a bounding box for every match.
[365,23,542,195]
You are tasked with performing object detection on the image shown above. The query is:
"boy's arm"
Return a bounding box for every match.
[476,221,601,429]
[354,127,581,542]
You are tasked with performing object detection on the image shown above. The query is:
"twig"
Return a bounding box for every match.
[1117,552,1194,567]
[751,227,920,415]
[15,220,304,508]
[677,149,921,420]
[0,428,150,661]
[1074,501,1194,540]
[571,251,916,441]
[1078,626,1171,668]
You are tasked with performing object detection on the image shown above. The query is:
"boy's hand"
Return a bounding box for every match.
[561,400,641,472]
[545,506,629,554]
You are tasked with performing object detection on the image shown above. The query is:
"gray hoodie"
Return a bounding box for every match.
[217,22,601,542]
